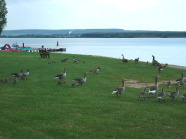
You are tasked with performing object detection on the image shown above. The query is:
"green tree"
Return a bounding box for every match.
[0,0,8,34]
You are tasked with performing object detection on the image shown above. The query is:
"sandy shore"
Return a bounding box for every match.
[167,64,186,70]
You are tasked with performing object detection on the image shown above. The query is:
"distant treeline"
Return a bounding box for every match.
[81,31,186,38]
[1,29,186,38]
[0,35,70,38]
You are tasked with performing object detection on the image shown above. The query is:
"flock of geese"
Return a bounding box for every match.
[111,75,186,102]
[54,66,101,87]
[48,57,101,87]
[112,54,186,102]
[1,54,186,102]
[137,74,185,102]
[0,68,30,84]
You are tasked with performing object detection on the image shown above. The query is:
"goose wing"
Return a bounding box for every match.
[176,78,182,83]
[157,92,165,99]
[73,59,80,63]
[54,73,65,79]
[90,68,100,73]
[168,92,177,98]
[112,87,125,94]
[11,73,19,77]
[73,78,84,83]
[149,85,157,91]
[90,68,97,72]
[11,72,23,77]
[112,87,120,94]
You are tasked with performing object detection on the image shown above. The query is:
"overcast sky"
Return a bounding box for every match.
[5,0,186,31]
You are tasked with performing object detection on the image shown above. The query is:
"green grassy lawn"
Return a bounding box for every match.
[0,51,186,139]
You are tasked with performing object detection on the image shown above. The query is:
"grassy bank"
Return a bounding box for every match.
[0,51,186,139]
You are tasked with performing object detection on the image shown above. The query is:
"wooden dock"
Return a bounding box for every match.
[46,48,66,52]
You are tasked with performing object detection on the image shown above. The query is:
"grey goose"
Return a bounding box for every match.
[157,88,166,102]
[112,79,125,96]
[54,68,67,80]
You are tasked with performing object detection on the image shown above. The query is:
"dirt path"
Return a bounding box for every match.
[124,64,186,88]
[125,78,186,89]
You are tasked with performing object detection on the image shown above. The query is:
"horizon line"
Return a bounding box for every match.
[3,28,186,32]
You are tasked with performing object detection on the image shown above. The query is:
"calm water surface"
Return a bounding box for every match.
[0,38,186,66]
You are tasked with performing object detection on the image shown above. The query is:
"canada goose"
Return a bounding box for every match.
[152,55,160,66]
[73,72,87,84]
[23,68,30,76]
[138,87,147,100]
[54,68,67,80]
[176,72,184,84]
[179,80,185,87]
[167,80,171,88]
[0,78,9,83]
[112,79,125,96]
[134,58,139,63]
[11,69,23,77]
[90,67,101,74]
[157,64,167,71]
[57,80,67,85]
[61,58,68,62]
[71,82,80,87]
[157,65,164,72]
[73,59,80,63]
[181,93,186,102]
[157,88,166,102]
[12,77,19,84]
[122,54,128,63]
[148,75,160,95]
[168,87,179,100]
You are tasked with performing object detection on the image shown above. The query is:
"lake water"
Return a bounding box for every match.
[0,38,186,66]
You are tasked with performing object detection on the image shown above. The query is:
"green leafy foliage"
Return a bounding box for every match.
[0,0,8,34]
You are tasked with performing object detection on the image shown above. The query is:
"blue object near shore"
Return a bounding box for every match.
[14,47,39,52]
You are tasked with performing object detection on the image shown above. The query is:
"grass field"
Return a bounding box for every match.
[0,51,186,139]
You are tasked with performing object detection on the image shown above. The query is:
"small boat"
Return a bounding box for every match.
[12,43,19,47]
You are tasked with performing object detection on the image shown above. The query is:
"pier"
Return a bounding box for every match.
[46,48,66,52]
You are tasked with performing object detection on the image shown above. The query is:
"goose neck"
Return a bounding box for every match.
[122,80,125,87]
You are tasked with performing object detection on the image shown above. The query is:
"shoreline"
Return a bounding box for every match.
[2,50,186,69]
[70,53,186,69]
